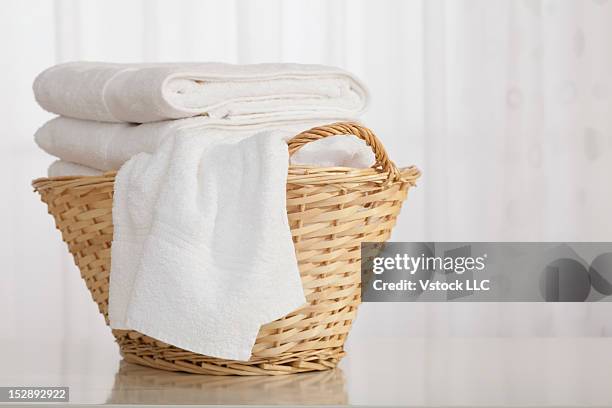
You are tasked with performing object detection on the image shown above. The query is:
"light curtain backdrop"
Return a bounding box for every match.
[2,0,612,356]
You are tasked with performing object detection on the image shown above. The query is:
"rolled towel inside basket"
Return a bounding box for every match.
[37,116,375,173]
[47,160,103,177]
[33,62,368,124]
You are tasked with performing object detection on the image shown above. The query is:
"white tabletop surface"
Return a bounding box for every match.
[0,334,611,406]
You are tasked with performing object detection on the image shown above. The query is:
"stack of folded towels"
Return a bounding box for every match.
[33,62,372,360]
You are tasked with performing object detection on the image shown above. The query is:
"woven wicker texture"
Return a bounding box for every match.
[33,122,420,375]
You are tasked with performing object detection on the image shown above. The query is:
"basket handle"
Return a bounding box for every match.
[287,122,401,181]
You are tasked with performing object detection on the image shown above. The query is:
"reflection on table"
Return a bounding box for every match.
[106,361,347,405]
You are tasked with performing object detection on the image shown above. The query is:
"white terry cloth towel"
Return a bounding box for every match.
[33,62,368,123]
[35,116,375,171]
[46,130,376,177]
[47,160,103,177]
[110,130,306,361]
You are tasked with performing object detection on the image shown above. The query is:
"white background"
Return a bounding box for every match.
[2,0,612,354]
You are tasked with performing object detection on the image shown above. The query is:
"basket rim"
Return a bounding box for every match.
[34,122,423,191]
[32,165,421,192]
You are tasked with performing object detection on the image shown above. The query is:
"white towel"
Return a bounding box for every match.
[37,116,375,172]
[47,160,102,177]
[110,130,306,361]
[33,62,368,123]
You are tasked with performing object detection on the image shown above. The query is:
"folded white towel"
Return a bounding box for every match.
[33,62,368,123]
[37,116,375,172]
[47,160,102,177]
[110,130,306,360]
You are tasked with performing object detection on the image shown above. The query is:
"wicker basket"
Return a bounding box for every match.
[33,122,420,375]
